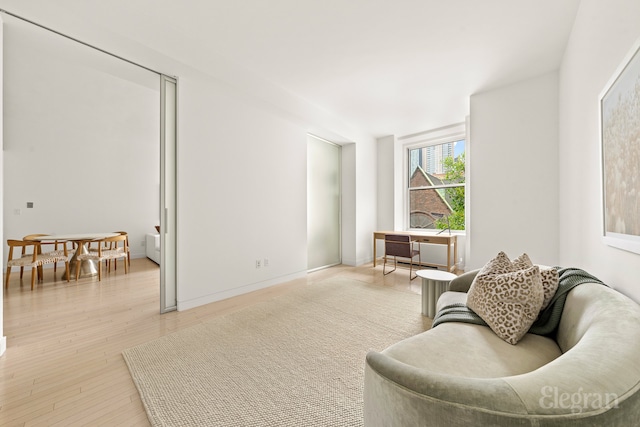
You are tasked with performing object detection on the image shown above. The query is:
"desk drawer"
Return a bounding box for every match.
[417,237,447,244]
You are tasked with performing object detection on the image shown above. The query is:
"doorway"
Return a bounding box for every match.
[307,134,341,271]
[1,12,178,314]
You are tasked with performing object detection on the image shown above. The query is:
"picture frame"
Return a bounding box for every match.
[599,36,640,254]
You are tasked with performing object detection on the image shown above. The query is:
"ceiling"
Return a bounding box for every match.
[0,0,581,139]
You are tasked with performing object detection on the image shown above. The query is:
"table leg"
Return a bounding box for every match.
[421,279,428,316]
[64,243,99,280]
[421,278,437,318]
[439,281,448,295]
[430,280,437,317]
[422,278,453,318]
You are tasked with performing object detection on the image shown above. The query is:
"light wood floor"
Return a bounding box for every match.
[0,258,423,426]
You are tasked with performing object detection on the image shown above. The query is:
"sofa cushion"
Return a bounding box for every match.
[382,321,561,378]
[467,252,544,345]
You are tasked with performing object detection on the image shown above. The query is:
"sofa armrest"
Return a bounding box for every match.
[364,351,528,426]
[448,268,480,293]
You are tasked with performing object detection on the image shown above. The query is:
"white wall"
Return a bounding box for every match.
[468,72,560,269]
[340,144,356,265]
[354,138,378,265]
[559,0,640,301]
[375,135,396,261]
[341,139,377,267]
[2,16,160,260]
[176,74,308,308]
[175,71,376,307]
[376,135,395,231]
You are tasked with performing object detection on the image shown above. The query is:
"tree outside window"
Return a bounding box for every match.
[408,140,465,230]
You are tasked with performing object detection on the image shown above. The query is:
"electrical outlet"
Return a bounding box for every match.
[256,259,262,268]
[264,258,269,267]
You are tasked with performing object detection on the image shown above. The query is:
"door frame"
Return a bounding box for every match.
[160,75,178,313]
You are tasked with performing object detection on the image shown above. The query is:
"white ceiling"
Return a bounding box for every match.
[0,0,581,139]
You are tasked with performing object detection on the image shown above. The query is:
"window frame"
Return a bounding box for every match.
[402,127,467,233]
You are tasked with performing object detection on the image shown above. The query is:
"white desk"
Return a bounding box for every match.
[416,270,458,318]
[28,233,119,279]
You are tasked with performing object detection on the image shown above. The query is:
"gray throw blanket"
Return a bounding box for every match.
[432,267,606,337]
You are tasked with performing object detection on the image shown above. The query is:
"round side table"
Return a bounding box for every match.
[416,270,458,318]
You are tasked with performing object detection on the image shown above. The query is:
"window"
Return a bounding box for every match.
[408,139,465,231]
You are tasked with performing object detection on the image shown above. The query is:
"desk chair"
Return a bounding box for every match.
[383,234,422,280]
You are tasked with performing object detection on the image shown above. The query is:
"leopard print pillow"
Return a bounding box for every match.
[477,251,514,275]
[512,253,533,270]
[509,253,559,311]
[467,254,544,345]
[538,267,559,310]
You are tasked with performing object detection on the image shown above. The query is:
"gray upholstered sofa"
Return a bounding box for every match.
[364,269,640,426]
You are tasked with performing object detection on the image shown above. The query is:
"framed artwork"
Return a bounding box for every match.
[599,37,640,254]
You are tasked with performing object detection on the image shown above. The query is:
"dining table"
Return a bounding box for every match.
[27,233,120,279]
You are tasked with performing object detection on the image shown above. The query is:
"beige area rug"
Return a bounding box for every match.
[123,277,429,426]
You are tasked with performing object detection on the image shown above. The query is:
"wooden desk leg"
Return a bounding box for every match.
[453,238,458,272]
[373,234,377,267]
[447,241,451,272]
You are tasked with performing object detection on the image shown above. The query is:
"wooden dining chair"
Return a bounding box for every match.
[5,239,71,290]
[76,234,129,281]
[93,231,130,272]
[383,234,422,280]
[111,231,130,270]
[23,234,74,275]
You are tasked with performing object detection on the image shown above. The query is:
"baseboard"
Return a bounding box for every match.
[0,336,6,357]
[177,270,307,311]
